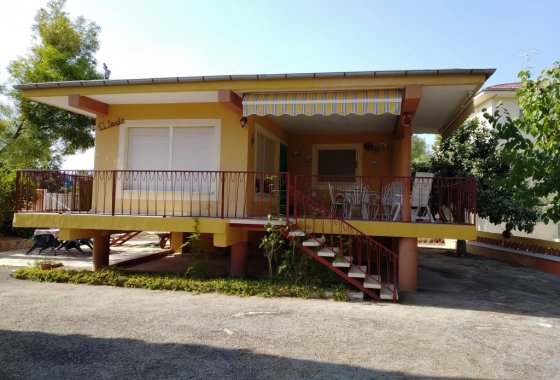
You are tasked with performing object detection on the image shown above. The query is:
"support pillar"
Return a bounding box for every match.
[92,235,110,271]
[230,242,249,277]
[398,237,418,292]
[170,232,185,253]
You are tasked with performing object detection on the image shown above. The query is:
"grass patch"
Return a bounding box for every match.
[11,267,349,301]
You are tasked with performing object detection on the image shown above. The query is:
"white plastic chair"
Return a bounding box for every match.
[381,181,403,221]
[411,172,434,222]
[343,183,371,219]
[327,182,345,215]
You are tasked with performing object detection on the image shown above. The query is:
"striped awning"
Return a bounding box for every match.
[242,89,402,117]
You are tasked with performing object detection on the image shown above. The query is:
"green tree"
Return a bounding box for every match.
[411,135,431,172]
[0,0,101,234]
[485,62,560,223]
[429,118,539,236]
[5,0,102,156]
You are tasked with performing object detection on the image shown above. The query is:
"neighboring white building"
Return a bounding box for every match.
[472,83,560,242]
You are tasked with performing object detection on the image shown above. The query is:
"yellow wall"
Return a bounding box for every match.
[95,103,249,172]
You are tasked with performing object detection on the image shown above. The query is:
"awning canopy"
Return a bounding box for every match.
[242,89,402,117]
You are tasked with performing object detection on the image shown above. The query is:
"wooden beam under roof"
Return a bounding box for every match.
[68,94,109,116]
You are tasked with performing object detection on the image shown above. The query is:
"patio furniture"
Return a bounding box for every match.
[381,181,403,221]
[26,229,61,254]
[411,172,434,222]
[327,182,345,215]
[344,183,374,220]
[57,238,93,254]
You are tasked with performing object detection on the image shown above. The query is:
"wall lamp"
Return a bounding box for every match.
[401,113,412,127]
[239,117,248,128]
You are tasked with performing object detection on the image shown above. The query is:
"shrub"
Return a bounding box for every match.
[11,267,349,301]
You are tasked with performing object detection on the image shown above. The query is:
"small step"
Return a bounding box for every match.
[363,274,381,289]
[318,247,340,257]
[347,291,364,302]
[348,265,367,278]
[332,255,352,267]
[302,237,325,247]
[380,284,399,301]
[288,229,306,237]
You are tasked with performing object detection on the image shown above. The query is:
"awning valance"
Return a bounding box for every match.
[242,89,402,117]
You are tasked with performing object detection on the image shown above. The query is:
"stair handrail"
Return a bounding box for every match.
[291,186,398,301]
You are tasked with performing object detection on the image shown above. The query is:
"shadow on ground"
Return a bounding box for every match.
[0,329,478,380]
[400,248,560,318]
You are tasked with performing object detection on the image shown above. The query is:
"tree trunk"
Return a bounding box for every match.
[456,239,467,257]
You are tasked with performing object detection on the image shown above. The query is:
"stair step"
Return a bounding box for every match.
[363,274,381,289]
[332,256,352,267]
[302,237,325,247]
[347,291,364,302]
[288,229,306,237]
[318,247,339,257]
[380,284,399,300]
[348,265,367,278]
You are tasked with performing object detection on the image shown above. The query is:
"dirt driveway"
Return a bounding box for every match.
[0,249,559,379]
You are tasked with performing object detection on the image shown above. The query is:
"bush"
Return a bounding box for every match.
[11,267,349,301]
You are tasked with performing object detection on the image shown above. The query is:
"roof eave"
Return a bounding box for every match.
[13,68,496,91]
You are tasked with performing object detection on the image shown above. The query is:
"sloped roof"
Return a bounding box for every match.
[482,82,521,92]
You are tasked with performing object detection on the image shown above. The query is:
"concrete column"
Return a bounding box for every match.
[400,124,412,222]
[170,232,184,253]
[398,237,418,291]
[230,242,249,277]
[92,235,110,271]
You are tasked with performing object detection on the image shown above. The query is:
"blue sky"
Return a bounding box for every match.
[1,0,559,168]
[1,0,559,85]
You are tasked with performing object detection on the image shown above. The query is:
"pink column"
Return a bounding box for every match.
[398,237,418,291]
[93,235,110,270]
[230,242,249,277]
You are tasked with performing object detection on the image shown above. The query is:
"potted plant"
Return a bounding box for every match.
[36,259,63,270]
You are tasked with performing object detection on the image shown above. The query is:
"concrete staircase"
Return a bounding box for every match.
[290,229,398,301]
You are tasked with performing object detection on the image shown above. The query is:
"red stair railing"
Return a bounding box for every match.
[291,183,399,301]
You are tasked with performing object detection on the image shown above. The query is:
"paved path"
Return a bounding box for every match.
[1,249,560,379]
[0,234,168,270]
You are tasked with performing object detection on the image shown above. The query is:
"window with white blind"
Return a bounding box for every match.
[255,130,277,194]
[125,122,219,191]
[127,126,217,170]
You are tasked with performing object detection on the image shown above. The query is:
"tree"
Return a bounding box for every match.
[411,135,431,172]
[5,0,102,156]
[0,0,101,234]
[485,62,560,223]
[429,118,539,236]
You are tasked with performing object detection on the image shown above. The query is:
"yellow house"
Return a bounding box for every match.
[13,68,494,300]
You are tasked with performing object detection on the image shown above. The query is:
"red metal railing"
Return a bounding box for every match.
[15,170,289,220]
[292,183,398,301]
[294,175,476,225]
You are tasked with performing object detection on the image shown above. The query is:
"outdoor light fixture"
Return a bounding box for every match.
[239,117,248,128]
[402,113,412,127]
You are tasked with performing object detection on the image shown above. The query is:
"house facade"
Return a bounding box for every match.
[13,69,494,300]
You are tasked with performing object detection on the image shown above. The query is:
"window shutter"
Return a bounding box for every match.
[172,127,216,170]
[128,128,169,170]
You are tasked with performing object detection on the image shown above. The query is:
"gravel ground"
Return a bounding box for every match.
[0,250,559,379]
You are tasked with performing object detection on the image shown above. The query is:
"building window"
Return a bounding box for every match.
[317,149,356,177]
[128,126,216,171]
[255,131,277,193]
[126,124,218,191]
[313,144,360,182]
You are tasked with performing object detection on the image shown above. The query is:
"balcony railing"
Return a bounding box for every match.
[15,170,289,220]
[15,170,476,225]
[294,175,476,225]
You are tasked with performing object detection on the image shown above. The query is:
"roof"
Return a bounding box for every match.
[13,68,496,90]
[482,82,521,92]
